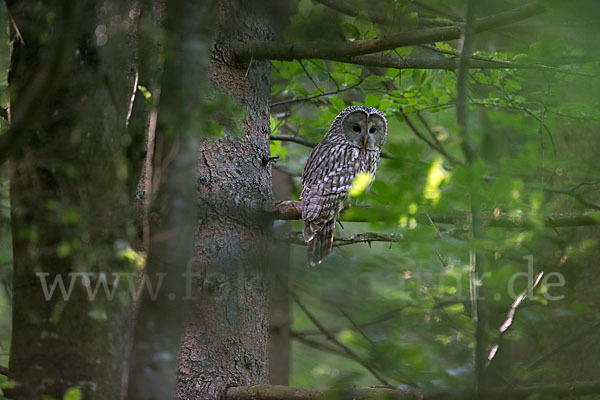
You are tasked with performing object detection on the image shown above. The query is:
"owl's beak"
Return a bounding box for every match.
[362,136,367,148]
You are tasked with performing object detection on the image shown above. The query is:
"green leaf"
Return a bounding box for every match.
[435,42,453,51]
[329,97,345,110]
[63,387,82,400]
[364,94,380,108]
[317,71,329,82]
[298,0,312,18]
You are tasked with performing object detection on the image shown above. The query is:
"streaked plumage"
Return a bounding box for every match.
[301,106,387,266]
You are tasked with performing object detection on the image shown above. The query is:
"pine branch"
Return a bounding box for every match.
[232,3,543,62]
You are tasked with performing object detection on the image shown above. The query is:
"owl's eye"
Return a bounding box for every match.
[352,125,361,133]
[369,127,376,133]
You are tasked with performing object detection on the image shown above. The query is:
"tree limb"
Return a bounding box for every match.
[280,231,404,247]
[227,381,600,400]
[421,44,596,77]
[232,3,543,61]
[227,385,424,400]
[266,201,600,227]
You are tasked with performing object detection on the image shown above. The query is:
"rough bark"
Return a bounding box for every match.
[7,1,139,398]
[175,0,273,398]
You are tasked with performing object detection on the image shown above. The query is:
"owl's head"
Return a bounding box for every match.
[339,106,387,150]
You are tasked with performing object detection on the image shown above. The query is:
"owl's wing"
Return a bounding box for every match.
[301,142,356,241]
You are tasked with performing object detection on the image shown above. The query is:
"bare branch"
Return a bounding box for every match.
[226,381,600,399]
[270,79,363,108]
[314,0,457,27]
[328,53,593,75]
[544,187,600,210]
[291,332,349,358]
[289,290,398,387]
[232,3,544,61]
[400,110,461,166]
[266,201,600,227]
[527,318,600,369]
[279,231,404,247]
[421,43,597,77]
[227,385,424,400]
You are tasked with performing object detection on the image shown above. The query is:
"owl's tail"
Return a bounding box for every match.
[305,219,335,267]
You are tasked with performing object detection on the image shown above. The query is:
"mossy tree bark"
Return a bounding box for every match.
[7,1,142,398]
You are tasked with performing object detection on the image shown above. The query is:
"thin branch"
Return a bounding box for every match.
[544,188,600,210]
[400,110,461,166]
[270,79,363,108]
[421,43,597,77]
[294,307,405,337]
[338,307,375,347]
[270,134,317,148]
[297,60,324,94]
[279,231,403,247]
[330,52,596,75]
[291,332,349,359]
[289,290,397,388]
[0,365,8,376]
[526,317,600,369]
[232,3,544,61]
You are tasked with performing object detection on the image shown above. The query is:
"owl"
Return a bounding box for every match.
[301,106,387,266]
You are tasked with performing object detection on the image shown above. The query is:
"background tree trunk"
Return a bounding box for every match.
[175,0,274,398]
[125,1,213,398]
[7,0,142,398]
[268,168,293,386]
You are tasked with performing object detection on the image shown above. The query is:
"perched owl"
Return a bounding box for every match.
[301,106,387,266]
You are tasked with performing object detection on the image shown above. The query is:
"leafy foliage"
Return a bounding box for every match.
[270,0,600,395]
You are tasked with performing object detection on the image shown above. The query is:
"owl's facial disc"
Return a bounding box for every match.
[341,111,368,148]
[364,114,387,150]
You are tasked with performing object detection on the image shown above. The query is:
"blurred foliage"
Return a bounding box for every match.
[270,0,600,396]
[0,1,11,389]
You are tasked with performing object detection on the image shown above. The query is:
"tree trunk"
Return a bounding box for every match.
[7,1,141,398]
[176,0,274,398]
[268,168,293,385]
